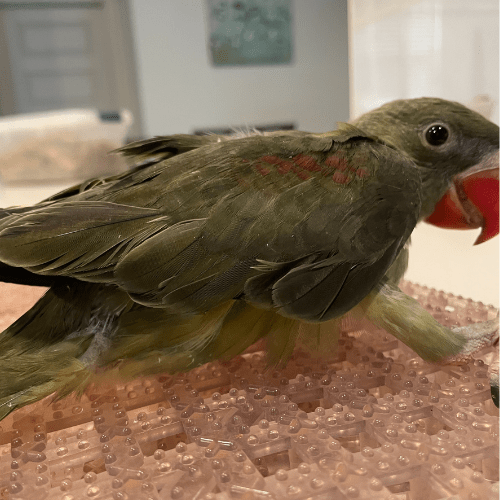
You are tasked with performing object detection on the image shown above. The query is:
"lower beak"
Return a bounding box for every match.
[425,150,499,245]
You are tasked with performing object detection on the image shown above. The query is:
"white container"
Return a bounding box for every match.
[0,108,133,183]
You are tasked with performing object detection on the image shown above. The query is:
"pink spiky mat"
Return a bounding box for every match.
[0,281,497,500]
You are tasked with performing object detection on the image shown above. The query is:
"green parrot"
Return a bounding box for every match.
[0,97,497,419]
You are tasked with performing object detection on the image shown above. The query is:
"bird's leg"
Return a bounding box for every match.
[356,283,498,364]
[356,282,499,405]
[445,317,499,363]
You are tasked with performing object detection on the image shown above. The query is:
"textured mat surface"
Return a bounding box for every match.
[0,281,497,499]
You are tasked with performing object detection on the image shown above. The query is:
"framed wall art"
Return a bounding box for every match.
[207,0,293,66]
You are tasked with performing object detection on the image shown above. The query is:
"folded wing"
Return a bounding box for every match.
[0,130,422,321]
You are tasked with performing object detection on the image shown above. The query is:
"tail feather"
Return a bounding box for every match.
[0,338,93,420]
[298,318,342,356]
[108,301,293,381]
[0,281,130,419]
[0,279,345,420]
[0,281,114,346]
[199,301,276,362]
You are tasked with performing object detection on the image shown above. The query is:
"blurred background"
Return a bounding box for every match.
[0,0,498,305]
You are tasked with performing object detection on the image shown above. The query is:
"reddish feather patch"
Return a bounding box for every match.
[276,161,294,174]
[295,170,311,181]
[356,168,369,178]
[325,155,348,171]
[257,155,295,175]
[254,164,271,176]
[292,154,322,172]
[255,153,362,185]
[260,155,283,165]
[332,171,349,184]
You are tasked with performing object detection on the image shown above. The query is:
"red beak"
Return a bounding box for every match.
[425,150,499,245]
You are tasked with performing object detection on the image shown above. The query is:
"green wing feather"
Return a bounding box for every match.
[0,128,423,418]
[0,131,421,317]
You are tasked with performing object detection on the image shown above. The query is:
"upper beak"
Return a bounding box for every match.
[425,150,499,245]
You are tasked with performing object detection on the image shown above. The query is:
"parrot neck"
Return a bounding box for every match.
[418,169,452,220]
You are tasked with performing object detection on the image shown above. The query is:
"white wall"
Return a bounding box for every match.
[350,0,499,306]
[0,2,349,205]
[128,0,350,135]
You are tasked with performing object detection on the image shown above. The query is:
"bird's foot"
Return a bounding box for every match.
[443,317,498,364]
[444,317,499,407]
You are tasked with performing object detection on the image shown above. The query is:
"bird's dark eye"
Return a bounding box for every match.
[425,124,449,146]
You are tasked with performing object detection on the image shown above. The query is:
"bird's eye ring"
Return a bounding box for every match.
[424,124,449,147]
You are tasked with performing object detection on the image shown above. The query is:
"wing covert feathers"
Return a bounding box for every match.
[0,202,164,281]
[0,128,425,419]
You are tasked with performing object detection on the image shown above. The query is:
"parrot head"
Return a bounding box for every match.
[352,97,499,245]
